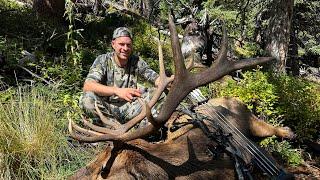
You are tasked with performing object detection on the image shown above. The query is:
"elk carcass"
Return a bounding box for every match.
[68,13,294,179]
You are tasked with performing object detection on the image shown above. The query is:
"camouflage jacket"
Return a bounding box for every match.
[85,52,159,103]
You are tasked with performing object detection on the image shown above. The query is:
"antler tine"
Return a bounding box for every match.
[192,25,274,87]
[95,101,121,129]
[68,119,106,142]
[169,15,188,77]
[95,99,148,133]
[69,119,104,136]
[145,100,157,127]
[118,98,147,130]
[185,50,207,71]
[148,38,174,107]
[81,115,118,136]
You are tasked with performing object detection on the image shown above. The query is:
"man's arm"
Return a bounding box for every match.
[136,57,159,84]
[136,57,174,88]
[83,80,141,102]
[84,54,141,102]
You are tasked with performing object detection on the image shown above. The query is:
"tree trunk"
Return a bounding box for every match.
[287,21,300,76]
[33,0,66,18]
[265,0,294,74]
[140,0,156,19]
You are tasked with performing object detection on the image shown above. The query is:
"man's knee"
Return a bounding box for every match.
[79,91,97,113]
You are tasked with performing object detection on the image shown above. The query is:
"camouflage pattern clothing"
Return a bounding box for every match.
[80,52,161,125]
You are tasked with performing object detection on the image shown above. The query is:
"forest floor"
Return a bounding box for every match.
[287,161,320,179]
[287,142,320,179]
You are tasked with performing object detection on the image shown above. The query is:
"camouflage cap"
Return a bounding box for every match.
[112,27,132,40]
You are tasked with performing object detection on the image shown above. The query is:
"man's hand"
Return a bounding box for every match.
[115,88,142,102]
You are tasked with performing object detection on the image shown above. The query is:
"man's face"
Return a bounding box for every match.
[112,36,133,62]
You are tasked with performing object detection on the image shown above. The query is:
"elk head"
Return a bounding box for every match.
[68,12,274,143]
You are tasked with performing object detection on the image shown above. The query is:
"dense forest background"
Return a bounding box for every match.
[0,0,319,179]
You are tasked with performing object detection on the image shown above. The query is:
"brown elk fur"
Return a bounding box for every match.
[69,97,294,179]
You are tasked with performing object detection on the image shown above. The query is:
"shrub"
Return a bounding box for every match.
[0,85,96,179]
[234,42,263,58]
[213,70,320,142]
[132,20,173,74]
[270,75,320,142]
[209,69,319,165]
[260,136,303,166]
[216,70,279,123]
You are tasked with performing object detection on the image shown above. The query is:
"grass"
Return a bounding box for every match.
[0,85,97,179]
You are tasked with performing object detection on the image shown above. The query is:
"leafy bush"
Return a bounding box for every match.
[0,85,96,179]
[215,70,279,123]
[209,69,319,165]
[260,136,303,166]
[234,42,263,58]
[213,69,320,142]
[132,20,174,74]
[270,74,320,142]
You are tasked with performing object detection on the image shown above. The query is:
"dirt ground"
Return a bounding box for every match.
[287,156,320,179]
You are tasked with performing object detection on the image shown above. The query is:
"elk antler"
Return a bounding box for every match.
[69,13,274,142]
[185,49,207,70]
[68,38,174,142]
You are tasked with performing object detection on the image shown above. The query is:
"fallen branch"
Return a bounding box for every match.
[103,0,147,21]
[16,65,52,85]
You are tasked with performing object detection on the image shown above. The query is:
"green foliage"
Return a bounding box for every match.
[57,0,85,89]
[210,70,319,165]
[203,1,238,21]
[214,70,320,141]
[31,56,84,90]
[216,69,279,122]
[0,0,66,53]
[203,0,239,38]
[305,40,320,55]
[0,36,21,68]
[203,0,264,39]
[0,87,15,102]
[294,1,320,57]
[0,0,75,88]
[234,42,263,58]
[260,136,303,166]
[0,85,96,179]
[270,74,320,142]
[132,20,173,74]
[65,0,84,66]
[0,0,23,9]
